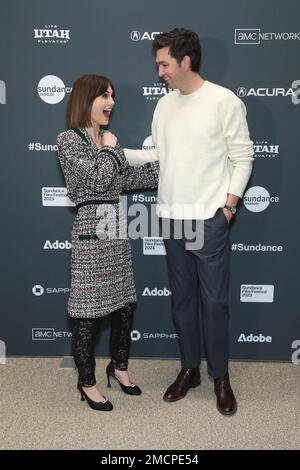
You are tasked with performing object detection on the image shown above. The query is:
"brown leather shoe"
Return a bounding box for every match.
[163,368,201,402]
[214,373,237,416]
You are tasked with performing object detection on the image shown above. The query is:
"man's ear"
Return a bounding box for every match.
[181,55,191,71]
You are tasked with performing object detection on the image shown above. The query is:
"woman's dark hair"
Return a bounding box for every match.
[67,74,115,128]
[152,28,202,72]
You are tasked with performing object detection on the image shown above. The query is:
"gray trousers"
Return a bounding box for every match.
[162,209,230,378]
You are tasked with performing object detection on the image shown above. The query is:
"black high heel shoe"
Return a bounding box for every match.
[106,361,142,395]
[77,383,113,411]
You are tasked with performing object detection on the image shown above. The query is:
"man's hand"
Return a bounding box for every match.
[222,207,233,223]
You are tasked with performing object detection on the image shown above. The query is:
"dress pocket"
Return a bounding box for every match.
[78,234,99,240]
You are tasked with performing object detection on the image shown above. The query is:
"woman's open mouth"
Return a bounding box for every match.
[103,108,113,118]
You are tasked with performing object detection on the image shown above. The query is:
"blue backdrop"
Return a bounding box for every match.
[0,0,299,363]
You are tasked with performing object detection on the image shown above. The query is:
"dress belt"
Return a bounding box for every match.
[76,199,119,209]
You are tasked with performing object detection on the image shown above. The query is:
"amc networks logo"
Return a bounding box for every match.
[32,328,72,341]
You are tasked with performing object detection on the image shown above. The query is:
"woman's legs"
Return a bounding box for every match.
[72,317,109,401]
[109,302,136,385]
[72,318,101,386]
[110,302,136,370]
[72,302,136,391]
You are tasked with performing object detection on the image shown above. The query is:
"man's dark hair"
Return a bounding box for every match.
[152,28,202,72]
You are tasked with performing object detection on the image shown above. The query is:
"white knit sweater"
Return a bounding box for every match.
[124,80,254,219]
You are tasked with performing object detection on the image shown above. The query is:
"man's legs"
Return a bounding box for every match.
[163,223,201,368]
[189,209,236,415]
[161,212,236,413]
[162,219,201,402]
[191,209,230,379]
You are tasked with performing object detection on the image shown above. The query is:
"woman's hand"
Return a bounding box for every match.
[102,131,117,148]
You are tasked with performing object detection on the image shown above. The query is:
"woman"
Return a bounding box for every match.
[57,75,158,411]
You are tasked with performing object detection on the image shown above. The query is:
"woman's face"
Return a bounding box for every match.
[90,86,115,127]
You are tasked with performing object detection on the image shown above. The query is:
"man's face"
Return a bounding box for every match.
[156,46,184,89]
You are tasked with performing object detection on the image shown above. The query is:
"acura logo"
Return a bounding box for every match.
[130,31,161,41]
[131,31,141,41]
[237,87,247,97]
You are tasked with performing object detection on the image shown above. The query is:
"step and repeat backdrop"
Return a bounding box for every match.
[1,0,299,363]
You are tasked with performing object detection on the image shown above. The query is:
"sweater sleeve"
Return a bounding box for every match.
[123,103,159,165]
[57,132,125,193]
[123,147,159,165]
[219,93,254,197]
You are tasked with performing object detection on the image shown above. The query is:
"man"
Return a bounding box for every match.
[124,28,254,415]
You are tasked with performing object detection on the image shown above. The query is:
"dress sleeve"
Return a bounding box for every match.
[121,161,159,192]
[57,132,126,193]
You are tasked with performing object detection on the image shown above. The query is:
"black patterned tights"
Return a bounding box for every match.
[72,302,135,387]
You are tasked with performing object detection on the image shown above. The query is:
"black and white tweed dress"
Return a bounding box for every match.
[57,128,158,319]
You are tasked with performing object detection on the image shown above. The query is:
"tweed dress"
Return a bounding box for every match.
[57,128,158,319]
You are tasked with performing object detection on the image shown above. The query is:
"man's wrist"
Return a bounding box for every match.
[224,204,237,215]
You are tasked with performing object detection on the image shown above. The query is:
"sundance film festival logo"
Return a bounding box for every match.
[34,25,70,44]
[254,141,279,159]
[240,284,274,303]
[37,75,72,104]
[0,80,6,104]
[143,237,166,255]
[143,82,170,101]
[32,285,70,296]
[235,28,300,45]
[32,328,72,341]
[243,186,279,212]
[42,187,75,207]
[130,330,178,342]
[130,31,161,41]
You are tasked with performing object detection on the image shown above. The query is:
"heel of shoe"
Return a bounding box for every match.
[106,361,113,387]
[191,377,201,388]
[78,384,113,412]
[106,361,142,396]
